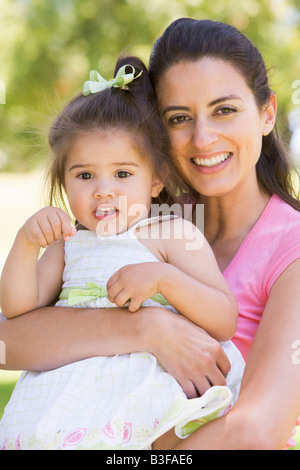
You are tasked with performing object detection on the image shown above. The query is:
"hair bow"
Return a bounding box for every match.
[83,64,142,96]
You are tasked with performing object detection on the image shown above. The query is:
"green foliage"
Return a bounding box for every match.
[0,0,299,171]
[0,378,17,420]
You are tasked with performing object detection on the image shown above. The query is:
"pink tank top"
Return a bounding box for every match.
[223,194,300,361]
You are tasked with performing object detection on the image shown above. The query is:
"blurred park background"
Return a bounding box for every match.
[0,0,300,419]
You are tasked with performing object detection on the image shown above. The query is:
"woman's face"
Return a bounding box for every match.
[156,58,276,198]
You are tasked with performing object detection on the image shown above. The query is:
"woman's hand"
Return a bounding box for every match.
[143,307,231,398]
[19,207,76,249]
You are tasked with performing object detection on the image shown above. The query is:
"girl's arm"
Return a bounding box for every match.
[0,207,75,318]
[158,258,300,449]
[107,218,237,341]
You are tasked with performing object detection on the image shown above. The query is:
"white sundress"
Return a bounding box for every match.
[0,217,245,450]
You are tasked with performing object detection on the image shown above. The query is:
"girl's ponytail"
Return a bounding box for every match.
[113,56,155,102]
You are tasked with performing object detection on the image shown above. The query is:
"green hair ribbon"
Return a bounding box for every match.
[83,65,142,96]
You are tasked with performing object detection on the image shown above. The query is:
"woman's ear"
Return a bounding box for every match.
[262,93,277,136]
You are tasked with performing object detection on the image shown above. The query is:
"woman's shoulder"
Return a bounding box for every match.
[250,194,300,262]
[257,194,300,296]
[266,194,300,234]
[225,194,300,280]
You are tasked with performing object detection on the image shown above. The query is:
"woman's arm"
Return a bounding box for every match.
[0,306,147,371]
[0,305,230,397]
[164,258,300,449]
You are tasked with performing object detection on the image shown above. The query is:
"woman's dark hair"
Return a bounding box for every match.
[149,18,300,210]
[47,55,182,214]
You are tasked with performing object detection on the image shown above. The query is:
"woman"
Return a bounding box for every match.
[1,18,300,449]
[148,18,300,449]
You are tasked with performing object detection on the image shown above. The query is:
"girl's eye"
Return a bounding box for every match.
[116,170,131,178]
[78,172,93,180]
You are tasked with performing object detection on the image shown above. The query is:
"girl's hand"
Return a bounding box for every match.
[19,207,76,248]
[107,262,165,312]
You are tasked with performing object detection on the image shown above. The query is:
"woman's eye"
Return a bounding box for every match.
[215,106,237,116]
[78,172,93,180]
[116,170,131,178]
[168,115,191,125]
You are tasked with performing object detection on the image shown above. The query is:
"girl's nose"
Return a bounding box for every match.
[93,180,116,199]
[192,119,219,149]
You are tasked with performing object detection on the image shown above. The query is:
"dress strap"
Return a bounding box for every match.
[127,214,178,238]
[94,215,178,241]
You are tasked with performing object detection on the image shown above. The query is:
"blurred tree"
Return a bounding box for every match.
[0,0,299,171]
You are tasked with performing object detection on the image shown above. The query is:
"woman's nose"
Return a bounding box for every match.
[192,119,219,149]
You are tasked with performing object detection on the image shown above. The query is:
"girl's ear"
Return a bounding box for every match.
[262,93,277,137]
[151,177,165,198]
[151,162,169,198]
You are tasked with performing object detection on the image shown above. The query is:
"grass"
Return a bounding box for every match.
[0,371,21,420]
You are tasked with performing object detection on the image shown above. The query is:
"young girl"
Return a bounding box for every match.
[0,56,244,450]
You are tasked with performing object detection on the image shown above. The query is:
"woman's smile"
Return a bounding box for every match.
[191,151,233,172]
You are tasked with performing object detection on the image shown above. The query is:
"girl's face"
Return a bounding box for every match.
[64,129,164,236]
[156,58,276,198]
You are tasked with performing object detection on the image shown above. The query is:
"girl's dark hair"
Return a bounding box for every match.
[47,55,182,213]
[149,18,300,210]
